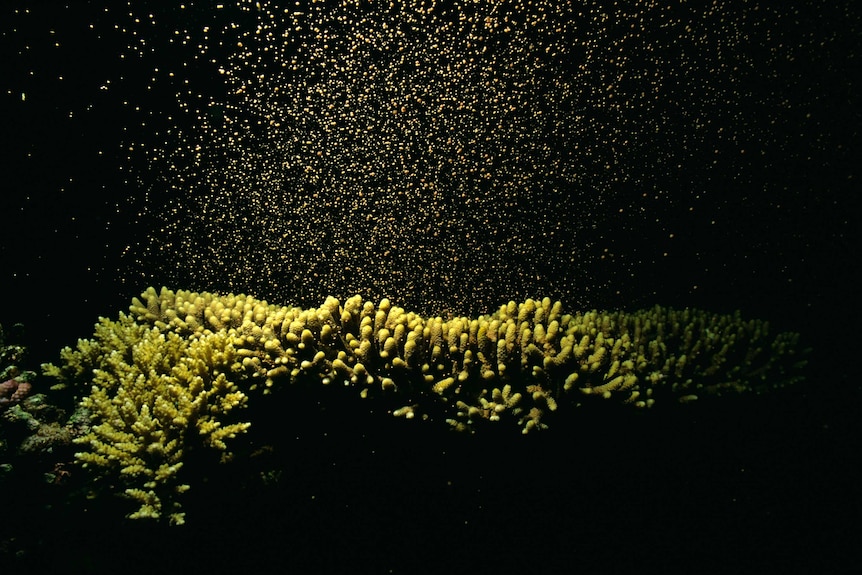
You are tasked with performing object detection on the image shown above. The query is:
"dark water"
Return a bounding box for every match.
[1,1,859,573]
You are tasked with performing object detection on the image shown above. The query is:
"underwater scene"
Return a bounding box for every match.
[1,1,859,573]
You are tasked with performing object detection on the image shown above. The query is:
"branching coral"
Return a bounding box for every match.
[43,287,808,523]
[45,314,250,525]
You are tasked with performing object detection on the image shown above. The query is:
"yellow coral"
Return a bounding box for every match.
[46,287,809,521]
[46,314,251,523]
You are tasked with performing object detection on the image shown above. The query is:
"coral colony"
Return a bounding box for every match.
[36,287,805,524]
